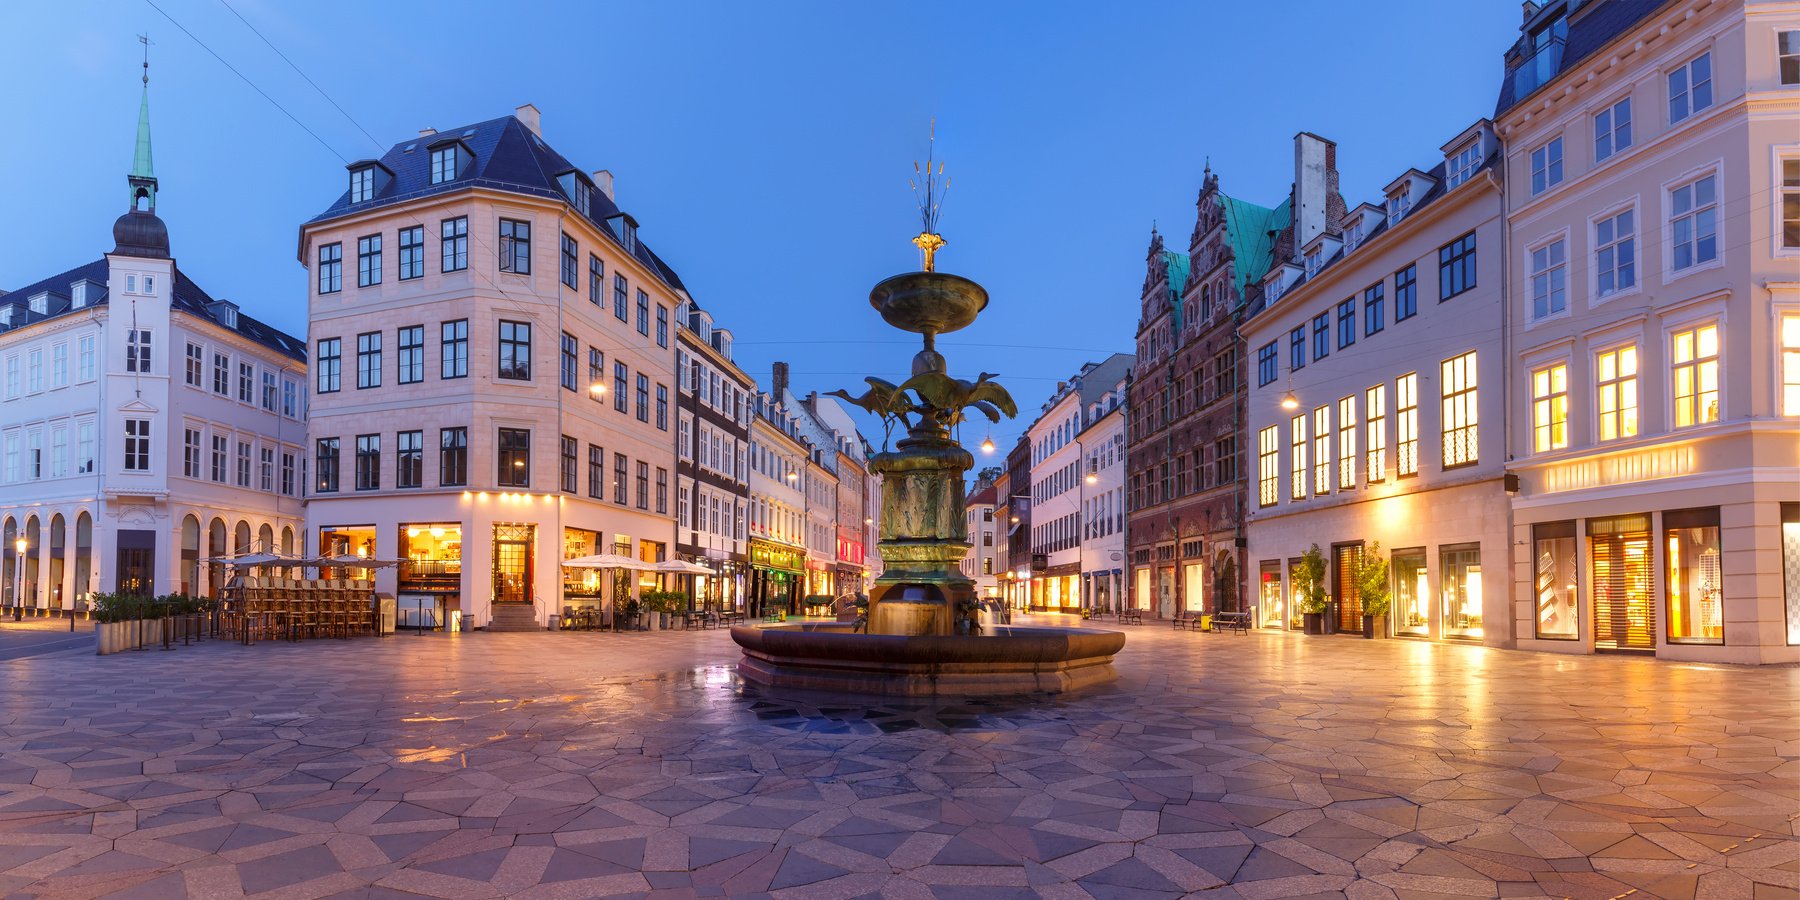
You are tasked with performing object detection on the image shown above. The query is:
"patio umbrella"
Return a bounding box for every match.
[561,554,653,571]
[651,559,714,575]
[314,554,404,568]
[203,552,293,567]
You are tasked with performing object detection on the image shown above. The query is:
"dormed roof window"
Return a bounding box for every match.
[557,171,592,218]
[347,160,393,204]
[427,139,470,185]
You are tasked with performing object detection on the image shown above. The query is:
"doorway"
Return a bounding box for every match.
[1333,543,1364,632]
[492,524,534,603]
[116,529,156,597]
[1590,514,1653,651]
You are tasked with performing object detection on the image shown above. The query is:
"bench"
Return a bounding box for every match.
[683,612,715,630]
[1211,612,1251,634]
[1116,610,1143,625]
[1171,614,1202,631]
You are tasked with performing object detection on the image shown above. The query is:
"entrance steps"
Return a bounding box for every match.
[487,604,541,632]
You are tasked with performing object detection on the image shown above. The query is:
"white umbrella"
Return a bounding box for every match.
[561,554,653,571]
[204,552,293,567]
[315,554,403,568]
[651,559,714,575]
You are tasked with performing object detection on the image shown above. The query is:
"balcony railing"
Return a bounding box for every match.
[1511,37,1566,100]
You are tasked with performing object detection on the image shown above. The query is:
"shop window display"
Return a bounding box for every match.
[1784,503,1800,645]
[1259,562,1283,628]
[1440,544,1482,639]
[1392,548,1428,637]
[1591,514,1654,651]
[1664,508,1723,645]
[399,524,462,594]
[1533,522,1578,640]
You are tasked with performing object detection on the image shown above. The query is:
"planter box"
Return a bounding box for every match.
[1302,612,1325,635]
[1362,614,1388,639]
[95,619,163,655]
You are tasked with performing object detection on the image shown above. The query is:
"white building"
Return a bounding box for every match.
[1078,399,1128,613]
[961,470,1000,599]
[0,80,306,610]
[1026,353,1134,611]
[675,301,752,611]
[747,389,809,615]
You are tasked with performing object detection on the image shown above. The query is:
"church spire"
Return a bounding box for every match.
[129,35,157,210]
[113,35,170,259]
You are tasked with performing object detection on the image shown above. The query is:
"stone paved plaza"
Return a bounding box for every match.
[0,623,1796,900]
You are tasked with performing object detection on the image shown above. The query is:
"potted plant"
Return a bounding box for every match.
[1353,541,1391,639]
[1294,545,1329,634]
[91,592,164,654]
[618,596,642,631]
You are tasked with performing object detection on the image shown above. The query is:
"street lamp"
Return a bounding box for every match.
[12,537,25,622]
[1280,391,1299,411]
[589,381,607,395]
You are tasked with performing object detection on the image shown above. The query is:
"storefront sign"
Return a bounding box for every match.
[749,540,804,573]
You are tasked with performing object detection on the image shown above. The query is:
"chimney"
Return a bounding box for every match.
[1521,1,1540,23]
[515,103,542,137]
[772,361,790,400]
[1292,132,1339,254]
[418,127,437,137]
[593,169,614,201]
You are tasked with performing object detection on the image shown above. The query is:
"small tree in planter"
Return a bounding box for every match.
[617,596,643,631]
[1294,544,1329,634]
[1353,541,1391,639]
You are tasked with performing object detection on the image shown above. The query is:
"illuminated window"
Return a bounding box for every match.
[1257,426,1279,507]
[1365,385,1386,483]
[1397,373,1418,476]
[1665,507,1723,645]
[1441,351,1478,468]
[1337,395,1356,489]
[1781,313,1800,416]
[1531,363,1568,453]
[1311,406,1330,495]
[1670,323,1719,428]
[1596,346,1639,440]
[1289,414,1307,500]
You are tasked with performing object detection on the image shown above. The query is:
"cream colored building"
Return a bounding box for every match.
[297,106,678,629]
[1497,0,1800,663]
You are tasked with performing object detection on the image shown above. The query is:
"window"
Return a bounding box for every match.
[560,332,578,392]
[280,451,295,495]
[1782,314,1800,416]
[51,343,67,388]
[1337,396,1356,489]
[114,418,150,472]
[656,305,669,348]
[636,290,650,336]
[613,361,628,413]
[77,421,94,474]
[1366,384,1387,483]
[213,435,229,482]
[1438,232,1476,300]
[1215,436,1237,485]
[1256,342,1277,386]
[560,233,578,289]
[259,446,273,491]
[560,435,578,493]
[1257,426,1279,507]
[1289,327,1306,371]
[349,166,374,203]
[1387,182,1411,222]
[78,336,94,382]
[657,468,668,514]
[656,383,669,430]
[498,320,531,380]
[588,445,605,498]
[1311,313,1329,361]
[636,461,649,510]
[356,332,382,389]
[441,217,468,272]
[429,144,459,183]
[1445,139,1482,189]
[357,234,382,287]
[26,349,41,393]
[354,435,379,490]
[183,428,201,478]
[282,379,297,417]
[1596,345,1640,441]
[1363,283,1384,336]
[1529,238,1568,320]
[398,226,424,280]
[1336,299,1356,349]
[1594,97,1632,163]
[499,219,531,274]
[316,338,340,393]
[1529,137,1564,195]
[211,351,229,395]
[233,440,250,486]
[126,329,152,374]
[1296,412,1310,500]
[588,255,603,305]
[1397,372,1419,476]
[635,374,651,423]
[1304,246,1323,278]
[315,438,339,492]
[238,361,254,403]
[317,242,342,294]
[1780,159,1800,250]
[1395,264,1417,321]
[1311,406,1330,495]
[1665,507,1724,645]
[441,319,468,379]
[497,428,531,487]
[1441,351,1478,468]
[439,427,467,486]
[613,453,628,505]
[397,325,423,384]
[613,274,629,320]
[1595,209,1637,297]
[397,430,422,488]
[261,371,277,410]
[1671,323,1720,428]
[1532,363,1569,453]
[1668,52,1713,124]
[1670,173,1718,271]
[1783,31,1800,85]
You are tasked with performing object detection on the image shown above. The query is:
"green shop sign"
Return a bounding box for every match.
[750,540,804,573]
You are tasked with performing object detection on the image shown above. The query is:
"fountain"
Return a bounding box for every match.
[730,133,1125,696]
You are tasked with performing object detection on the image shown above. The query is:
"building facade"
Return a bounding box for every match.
[0,79,306,612]
[961,468,1001,599]
[747,390,808,616]
[298,106,679,628]
[1128,160,1293,619]
[675,304,751,612]
[1243,124,1512,643]
[1028,354,1134,611]
[1079,399,1128,613]
[1498,0,1800,663]
[1002,436,1032,610]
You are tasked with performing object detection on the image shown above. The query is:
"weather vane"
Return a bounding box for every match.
[139,33,152,84]
[909,119,950,272]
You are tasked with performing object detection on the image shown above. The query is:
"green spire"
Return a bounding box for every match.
[131,84,154,182]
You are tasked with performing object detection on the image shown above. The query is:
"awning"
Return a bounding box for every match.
[652,559,713,575]
[562,554,653,571]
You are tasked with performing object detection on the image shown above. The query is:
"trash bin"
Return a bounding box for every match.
[547,614,560,632]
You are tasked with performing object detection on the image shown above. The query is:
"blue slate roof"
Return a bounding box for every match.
[308,114,689,294]
[1494,0,1674,117]
[0,257,306,362]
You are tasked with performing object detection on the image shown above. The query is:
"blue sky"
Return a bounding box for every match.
[0,1,1520,454]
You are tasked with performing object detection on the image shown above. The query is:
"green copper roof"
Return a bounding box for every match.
[132,85,155,182]
[1219,194,1290,299]
[1163,249,1191,330]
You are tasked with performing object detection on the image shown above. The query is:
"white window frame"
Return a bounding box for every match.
[1588,199,1640,305]
[1594,342,1640,443]
[1593,95,1634,165]
[1661,161,1725,283]
[1445,138,1482,190]
[1778,308,1800,418]
[1667,50,1714,126]
[1668,320,1722,430]
[1525,229,1571,323]
[1774,145,1800,257]
[1781,28,1800,87]
[1530,361,1570,454]
[1529,136,1564,196]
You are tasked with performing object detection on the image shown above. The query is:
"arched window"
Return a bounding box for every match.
[207,519,228,598]
[74,513,93,607]
[181,515,200,595]
[280,526,294,556]
[1,518,15,608]
[23,516,40,609]
[49,514,66,611]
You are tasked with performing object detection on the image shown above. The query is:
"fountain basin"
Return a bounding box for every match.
[731,624,1125,696]
[868,271,989,336]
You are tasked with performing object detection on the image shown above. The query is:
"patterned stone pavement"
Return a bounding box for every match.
[0,623,1796,899]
